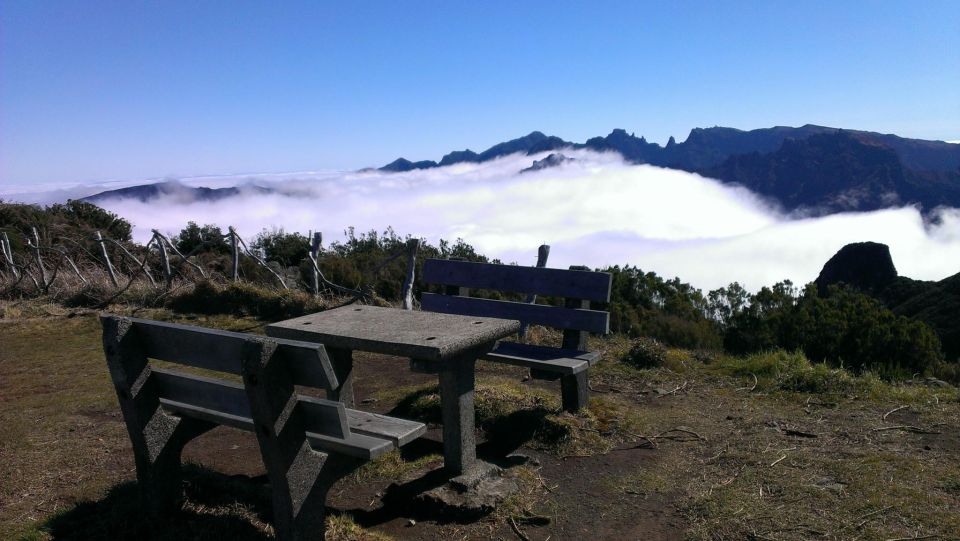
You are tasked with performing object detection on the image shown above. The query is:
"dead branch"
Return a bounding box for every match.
[852,505,894,529]
[151,230,207,278]
[882,405,909,420]
[659,381,689,396]
[872,425,941,435]
[103,238,155,286]
[235,234,288,289]
[95,238,158,308]
[305,249,370,300]
[508,516,531,541]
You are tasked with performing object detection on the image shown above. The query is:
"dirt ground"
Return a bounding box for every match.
[2,305,959,540]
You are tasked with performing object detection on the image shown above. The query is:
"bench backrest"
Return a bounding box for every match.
[421,259,613,347]
[101,315,351,440]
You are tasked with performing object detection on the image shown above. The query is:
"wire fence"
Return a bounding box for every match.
[0,226,423,309]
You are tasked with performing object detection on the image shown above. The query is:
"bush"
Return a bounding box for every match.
[251,228,310,267]
[716,350,859,394]
[623,337,668,368]
[172,222,229,256]
[722,284,945,378]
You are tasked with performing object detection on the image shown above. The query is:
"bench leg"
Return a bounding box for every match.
[266,450,361,541]
[439,357,477,476]
[102,316,216,518]
[326,347,355,408]
[243,340,363,540]
[560,371,589,413]
[134,414,216,518]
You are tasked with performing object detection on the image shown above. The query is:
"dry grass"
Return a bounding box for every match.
[3,299,959,540]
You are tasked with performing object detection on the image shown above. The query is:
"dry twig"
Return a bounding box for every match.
[883,405,909,420]
[508,516,531,541]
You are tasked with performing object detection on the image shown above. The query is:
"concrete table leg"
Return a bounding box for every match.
[439,356,476,476]
[327,347,355,408]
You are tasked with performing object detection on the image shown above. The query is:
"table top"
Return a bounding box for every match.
[265,305,520,361]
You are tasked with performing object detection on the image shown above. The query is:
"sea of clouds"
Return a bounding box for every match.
[5,149,960,292]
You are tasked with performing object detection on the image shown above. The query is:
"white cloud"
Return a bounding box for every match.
[6,150,960,292]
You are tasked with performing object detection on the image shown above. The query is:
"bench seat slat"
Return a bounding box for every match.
[152,368,423,459]
[483,342,596,374]
[422,259,612,302]
[421,292,609,334]
[345,410,427,446]
[159,399,396,460]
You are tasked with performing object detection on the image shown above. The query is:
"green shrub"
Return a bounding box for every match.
[623,337,668,368]
[716,350,859,394]
[251,228,310,267]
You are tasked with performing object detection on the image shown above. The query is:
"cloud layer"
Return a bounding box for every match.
[6,150,960,291]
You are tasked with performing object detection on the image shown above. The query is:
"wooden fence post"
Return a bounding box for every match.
[1,232,18,279]
[229,227,239,281]
[96,231,120,287]
[518,244,550,338]
[30,227,49,288]
[155,232,172,289]
[309,231,322,295]
[401,238,421,310]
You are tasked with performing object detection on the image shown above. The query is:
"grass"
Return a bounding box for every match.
[379,376,650,457]
[3,300,959,540]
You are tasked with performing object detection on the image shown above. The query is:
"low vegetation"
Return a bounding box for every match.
[3,302,957,540]
[2,202,960,538]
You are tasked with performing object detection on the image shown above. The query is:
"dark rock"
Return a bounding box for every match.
[814,242,898,296]
[520,153,574,173]
[411,461,520,521]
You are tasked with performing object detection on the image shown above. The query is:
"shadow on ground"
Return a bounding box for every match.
[34,466,274,541]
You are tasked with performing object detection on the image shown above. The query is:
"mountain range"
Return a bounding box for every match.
[82,124,960,214]
[381,125,960,214]
[83,180,275,204]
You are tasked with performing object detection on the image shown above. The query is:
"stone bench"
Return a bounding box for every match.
[420,259,612,412]
[101,315,425,540]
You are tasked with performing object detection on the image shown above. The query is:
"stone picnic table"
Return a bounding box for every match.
[265,305,520,476]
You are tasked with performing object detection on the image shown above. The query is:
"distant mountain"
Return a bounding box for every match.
[83,180,274,204]
[815,242,960,361]
[379,131,571,172]
[521,153,575,173]
[380,124,960,213]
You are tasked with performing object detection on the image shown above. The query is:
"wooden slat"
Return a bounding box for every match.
[421,293,609,334]
[128,318,337,389]
[160,399,255,432]
[161,399,393,460]
[151,367,251,419]
[422,259,612,302]
[151,368,347,439]
[306,431,395,460]
[346,409,426,446]
[491,341,600,364]
[483,343,589,374]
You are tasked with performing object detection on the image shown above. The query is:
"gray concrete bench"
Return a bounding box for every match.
[100,315,425,540]
[420,259,612,412]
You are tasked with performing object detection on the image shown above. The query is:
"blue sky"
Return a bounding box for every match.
[2,0,958,186]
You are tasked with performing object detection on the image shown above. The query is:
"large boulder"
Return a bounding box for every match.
[815,242,898,295]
